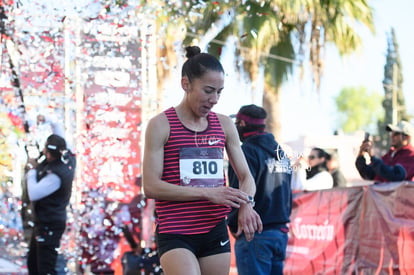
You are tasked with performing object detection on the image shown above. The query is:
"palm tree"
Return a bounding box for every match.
[139,0,375,139]
[262,0,375,139]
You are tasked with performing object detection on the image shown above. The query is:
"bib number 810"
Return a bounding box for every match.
[193,161,218,175]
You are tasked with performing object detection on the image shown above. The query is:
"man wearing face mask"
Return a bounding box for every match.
[227,104,292,275]
[24,134,76,275]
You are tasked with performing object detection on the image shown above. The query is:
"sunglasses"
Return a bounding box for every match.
[308,155,318,160]
[391,132,402,137]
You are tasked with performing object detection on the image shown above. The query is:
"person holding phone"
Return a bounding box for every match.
[25,134,76,274]
[355,120,414,182]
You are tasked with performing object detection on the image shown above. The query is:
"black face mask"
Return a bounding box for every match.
[236,124,264,142]
[306,163,328,179]
[236,124,245,141]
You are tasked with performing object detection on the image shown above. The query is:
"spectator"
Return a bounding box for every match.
[22,113,68,243]
[142,46,262,275]
[29,114,53,150]
[355,120,414,182]
[326,152,347,188]
[29,113,67,151]
[292,147,333,191]
[227,104,292,275]
[25,134,76,275]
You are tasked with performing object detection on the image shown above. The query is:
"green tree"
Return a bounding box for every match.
[382,28,409,124]
[335,86,383,133]
[140,0,375,140]
[379,28,410,150]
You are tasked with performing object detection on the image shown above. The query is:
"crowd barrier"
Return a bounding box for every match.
[284,181,414,274]
[4,181,413,274]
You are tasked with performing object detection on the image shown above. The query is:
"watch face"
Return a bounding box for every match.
[248,196,255,207]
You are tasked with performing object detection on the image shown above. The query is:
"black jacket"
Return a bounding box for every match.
[227,133,292,233]
[33,153,76,227]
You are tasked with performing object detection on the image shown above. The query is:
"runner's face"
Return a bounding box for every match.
[187,70,224,117]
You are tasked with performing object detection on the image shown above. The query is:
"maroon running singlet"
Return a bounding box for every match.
[155,107,231,235]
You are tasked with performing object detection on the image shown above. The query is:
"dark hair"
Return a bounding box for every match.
[237,104,267,131]
[45,134,67,158]
[311,147,329,169]
[312,147,329,159]
[181,46,224,82]
[238,104,267,122]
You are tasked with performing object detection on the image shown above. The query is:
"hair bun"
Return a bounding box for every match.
[185,46,201,58]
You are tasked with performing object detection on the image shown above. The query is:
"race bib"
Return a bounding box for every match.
[179,147,224,187]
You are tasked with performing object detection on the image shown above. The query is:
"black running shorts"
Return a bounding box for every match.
[156,219,231,258]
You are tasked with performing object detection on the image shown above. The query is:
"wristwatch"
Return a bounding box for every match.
[248,196,255,207]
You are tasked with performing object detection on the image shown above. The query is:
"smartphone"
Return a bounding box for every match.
[364,132,370,142]
[25,144,40,159]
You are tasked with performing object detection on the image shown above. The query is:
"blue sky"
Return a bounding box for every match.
[279,0,414,141]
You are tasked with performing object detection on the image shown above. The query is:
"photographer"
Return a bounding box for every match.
[355,121,414,183]
[24,134,76,275]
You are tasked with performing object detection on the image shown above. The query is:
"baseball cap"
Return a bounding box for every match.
[386,121,414,137]
[45,134,67,157]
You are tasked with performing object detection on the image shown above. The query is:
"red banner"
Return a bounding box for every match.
[75,14,144,274]
[78,17,142,203]
[357,183,414,274]
[284,182,414,274]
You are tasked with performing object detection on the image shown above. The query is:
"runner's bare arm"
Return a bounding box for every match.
[218,114,263,240]
[219,114,256,197]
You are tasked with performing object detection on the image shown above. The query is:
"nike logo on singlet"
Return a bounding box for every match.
[208,139,221,145]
